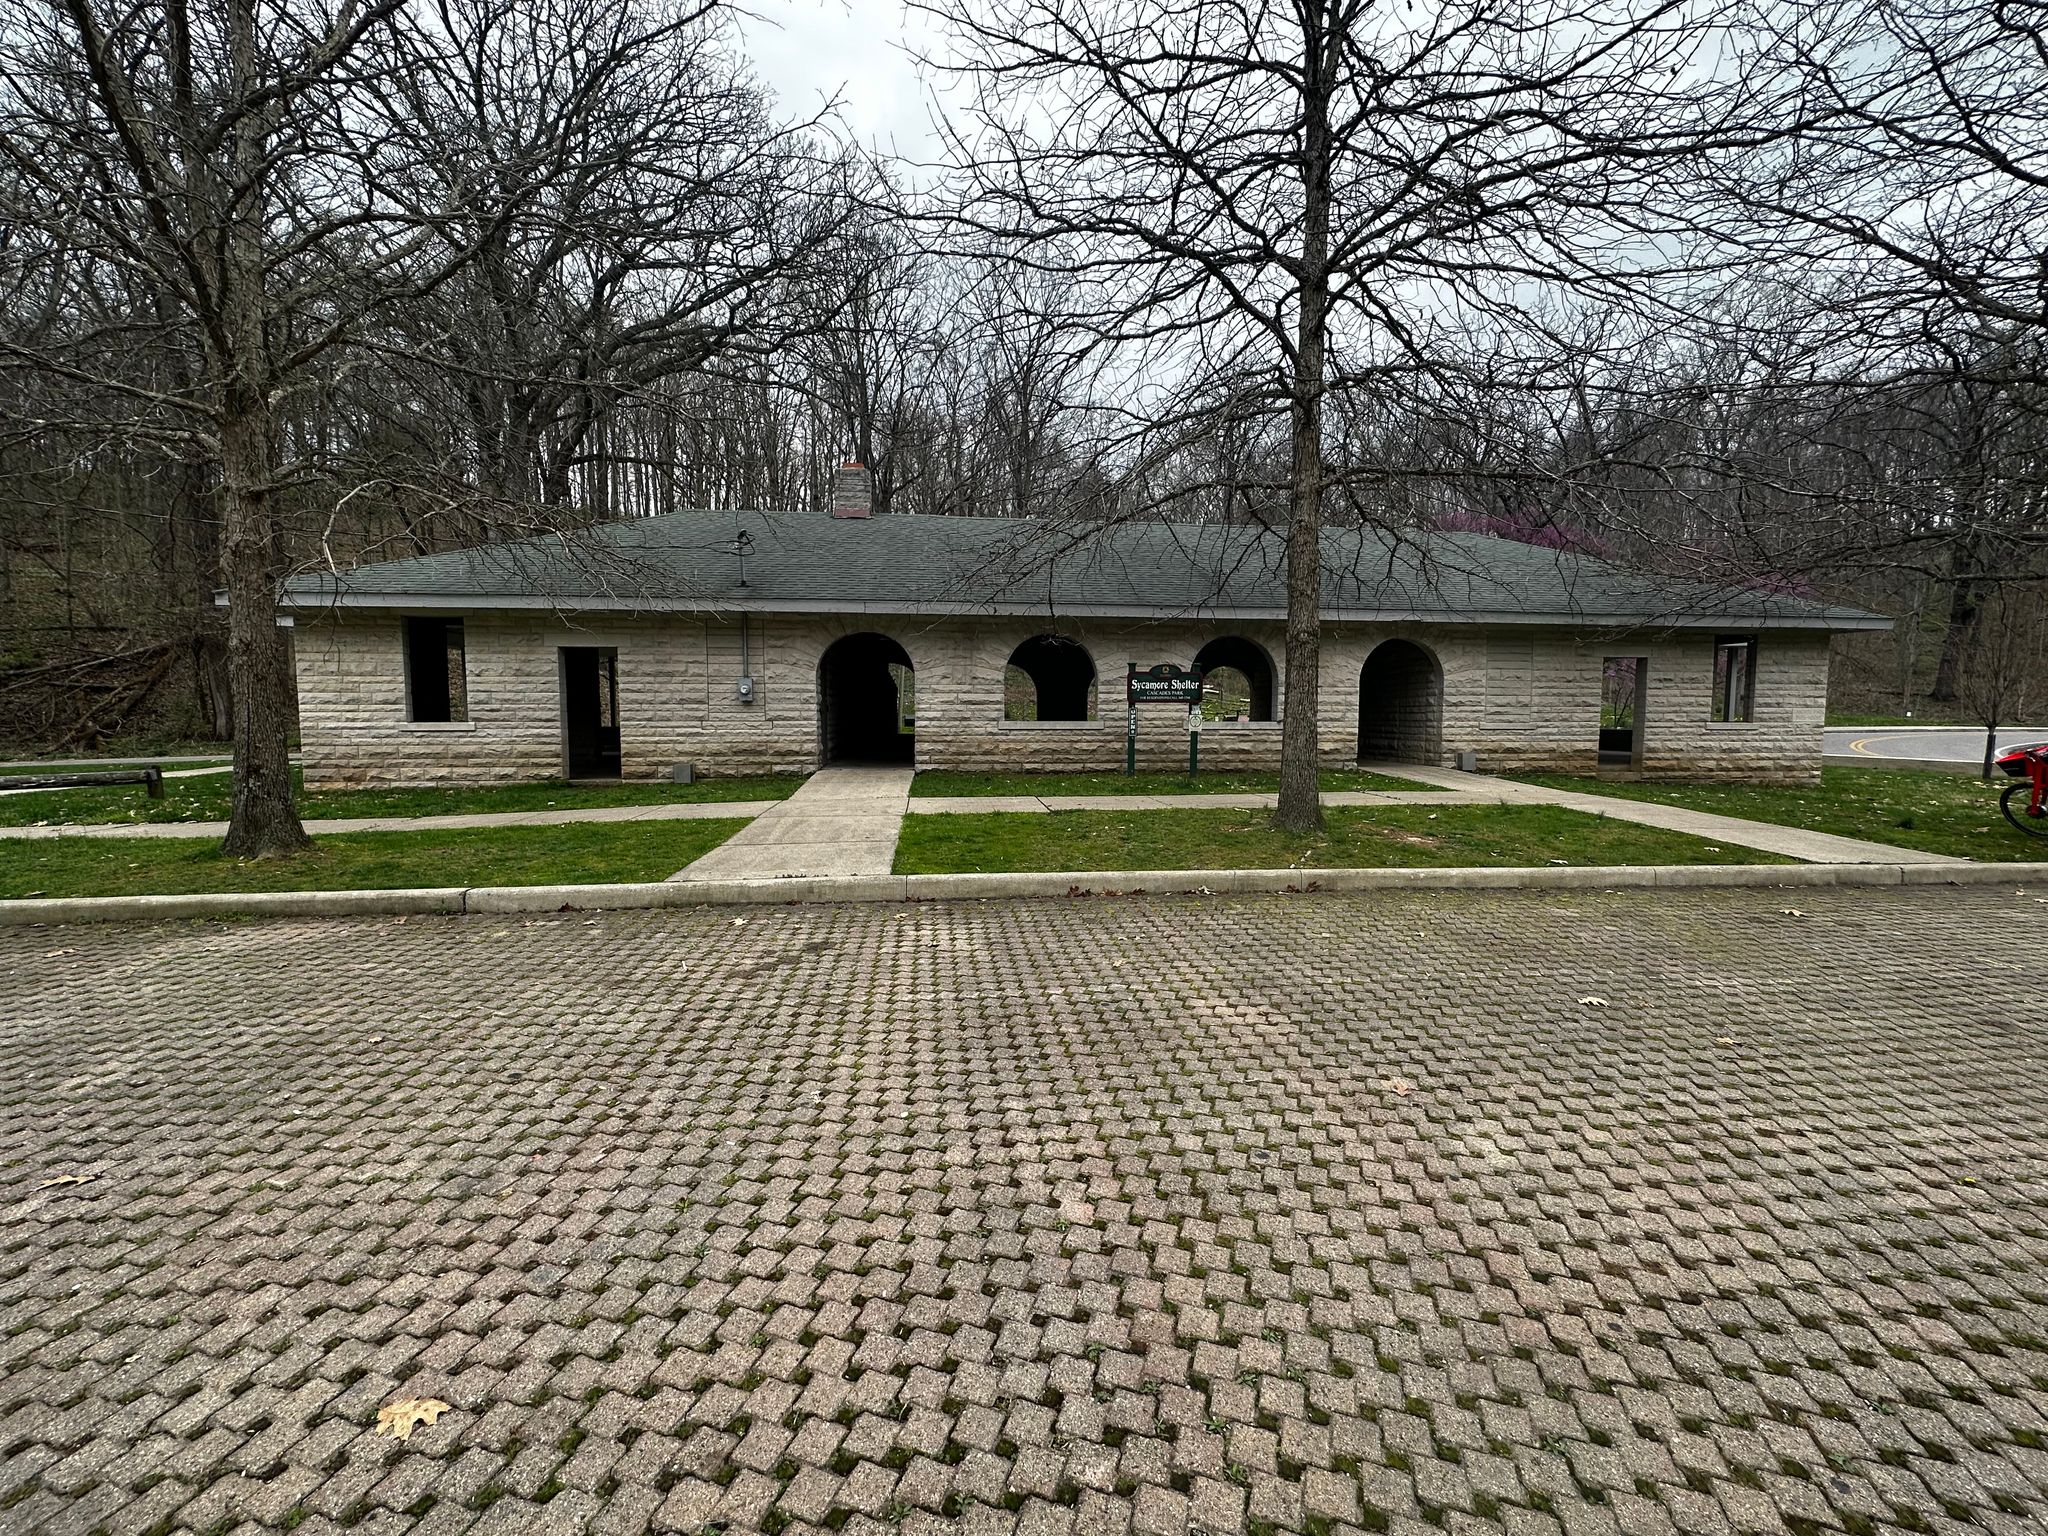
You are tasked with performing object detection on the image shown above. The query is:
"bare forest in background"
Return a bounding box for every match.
[3,0,2046,844]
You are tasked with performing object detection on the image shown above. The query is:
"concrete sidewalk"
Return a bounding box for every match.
[669,764,913,880]
[0,798,777,840]
[1383,762,1966,863]
[906,788,1486,813]
[0,762,1967,869]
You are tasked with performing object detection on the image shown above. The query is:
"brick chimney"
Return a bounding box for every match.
[831,460,872,519]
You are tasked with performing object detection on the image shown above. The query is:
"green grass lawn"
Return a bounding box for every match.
[0,818,748,899]
[894,804,1785,874]
[909,767,1430,798]
[1825,711,1969,727]
[0,771,801,828]
[1511,766,2046,862]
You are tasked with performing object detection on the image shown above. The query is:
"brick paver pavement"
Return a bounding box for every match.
[2,886,2046,1536]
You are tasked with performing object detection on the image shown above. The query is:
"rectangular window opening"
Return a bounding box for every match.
[1712,635,1756,723]
[404,616,467,722]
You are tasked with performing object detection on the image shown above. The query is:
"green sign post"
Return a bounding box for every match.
[1125,663,1204,776]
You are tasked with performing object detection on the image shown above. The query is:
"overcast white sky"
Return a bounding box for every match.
[733,0,948,159]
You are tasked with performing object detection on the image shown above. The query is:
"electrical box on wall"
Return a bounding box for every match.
[736,675,755,703]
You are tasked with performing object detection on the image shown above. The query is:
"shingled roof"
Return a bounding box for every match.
[278,509,1884,630]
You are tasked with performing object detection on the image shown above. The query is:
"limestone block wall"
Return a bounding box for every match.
[295,607,1831,787]
[904,617,1291,775]
[1320,626,1483,768]
[297,611,832,786]
[1637,630,1829,783]
[295,613,562,787]
[1438,627,1829,783]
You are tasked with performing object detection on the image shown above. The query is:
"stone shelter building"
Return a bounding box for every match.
[280,470,1883,788]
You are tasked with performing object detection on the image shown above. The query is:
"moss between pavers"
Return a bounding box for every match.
[0,819,749,899]
[893,804,1790,874]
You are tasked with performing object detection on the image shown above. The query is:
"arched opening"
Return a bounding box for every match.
[1004,635,1097,721]
[1194,636,1276,721]
[818,633,915,765]
[1357,639,1443,764]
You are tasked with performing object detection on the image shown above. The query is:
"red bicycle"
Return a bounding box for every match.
[1997,742,2048,839]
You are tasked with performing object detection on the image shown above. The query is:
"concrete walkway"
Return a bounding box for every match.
[669,764,913,881]
[1381,762,1967,864]
[1,763,1965,869]
[0,799,778,840]
[907,788,1487,814]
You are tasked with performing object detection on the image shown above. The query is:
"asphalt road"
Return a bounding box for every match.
[1825,722,2048,764]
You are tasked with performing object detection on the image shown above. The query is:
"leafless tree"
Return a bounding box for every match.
[0,0,851,851]
[1731,0,2048,375]
[785,212,955,518]
[1649,0,2048,699]
[370,0,852,521]
[916,0,1794,829]
[1957,585,2048,776]
[0,0,489,852]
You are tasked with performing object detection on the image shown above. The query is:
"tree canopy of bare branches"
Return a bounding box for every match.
[913,0,1808,828]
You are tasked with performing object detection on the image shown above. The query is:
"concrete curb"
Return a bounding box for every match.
[0,887,471,926]
[1,860,2038,925]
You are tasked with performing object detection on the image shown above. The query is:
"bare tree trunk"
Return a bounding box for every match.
[218,0,306,856]
[1932,573,1982,702]
[218,405,307,856]
[194,633,232,738]
[1274,11,1334,834]
[1276,384,1326,830]
[1897,573,1924,715]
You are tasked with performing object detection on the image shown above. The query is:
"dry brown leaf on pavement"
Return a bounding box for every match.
[1780,908,1805,918]
[1577,996,1609,1007]
[36,1173,97,1190]
[373,1398,451,1440]
[1378,1076,1416,1095]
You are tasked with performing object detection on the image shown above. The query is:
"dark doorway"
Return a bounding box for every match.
[1357,639,1443,763]
[819,633,915,764]
[1600,656,1647,768]
[562,646,621,779]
